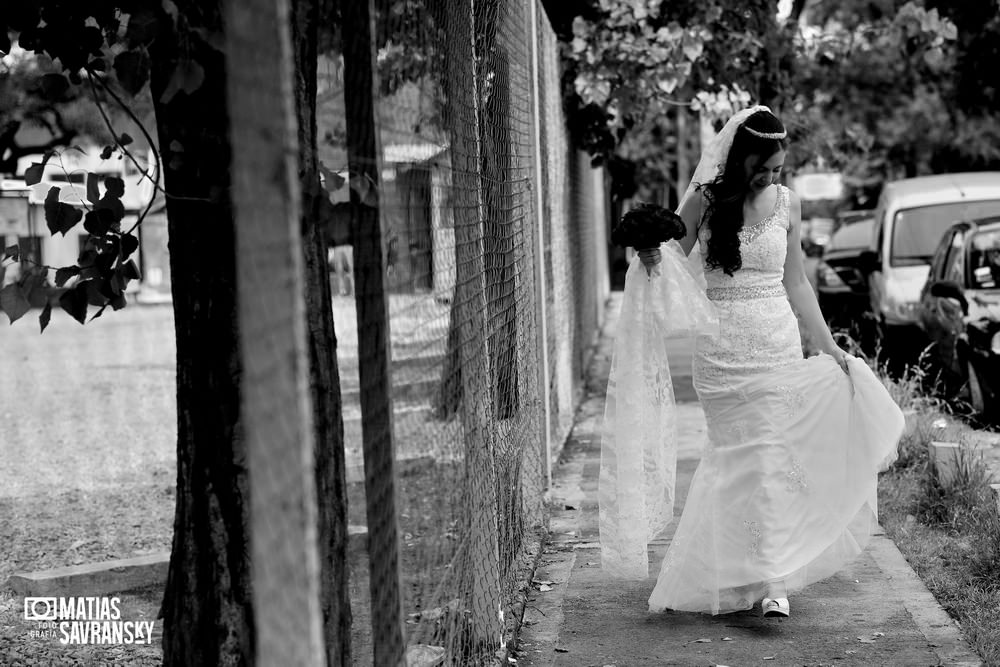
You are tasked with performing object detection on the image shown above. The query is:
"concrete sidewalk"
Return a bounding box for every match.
[516,294,982,667]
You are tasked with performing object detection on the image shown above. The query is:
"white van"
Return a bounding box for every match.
[862,172,1000,352]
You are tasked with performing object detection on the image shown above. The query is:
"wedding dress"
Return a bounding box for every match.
[599,184,905,616]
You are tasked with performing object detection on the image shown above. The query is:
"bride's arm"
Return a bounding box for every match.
[782,191,848,370]
[637,192,702,273]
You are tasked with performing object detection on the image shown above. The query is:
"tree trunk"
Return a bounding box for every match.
[149,3,254,665]
[224,0,326,662]
[150,1,352,664]
[339,1,407,664]
[291,0,353,664]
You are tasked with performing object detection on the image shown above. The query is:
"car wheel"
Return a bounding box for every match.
[966,359,986,415]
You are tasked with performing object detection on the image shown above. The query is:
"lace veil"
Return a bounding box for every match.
[598,105,771,579]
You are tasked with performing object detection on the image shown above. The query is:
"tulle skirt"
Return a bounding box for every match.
[647,352,904,615]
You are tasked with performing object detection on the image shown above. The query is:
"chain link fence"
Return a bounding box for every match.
[329,0,609,662]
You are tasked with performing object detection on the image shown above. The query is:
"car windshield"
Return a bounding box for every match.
[892,199,1000,267]
[828,219,873,251]
[969,227,1000,289]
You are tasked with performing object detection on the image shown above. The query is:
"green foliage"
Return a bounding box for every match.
[0,149,138,330]
[558,0,968,199]
[1,3,171,331]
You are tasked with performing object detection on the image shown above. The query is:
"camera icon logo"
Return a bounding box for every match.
[24,597,58,621]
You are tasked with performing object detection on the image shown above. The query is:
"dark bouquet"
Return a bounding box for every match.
[611,202,686,250]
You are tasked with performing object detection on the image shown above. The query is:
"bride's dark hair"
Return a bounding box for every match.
[698,109,787,276]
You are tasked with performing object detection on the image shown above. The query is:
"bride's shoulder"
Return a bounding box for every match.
[781,185,802,226]
[782,184,799,205]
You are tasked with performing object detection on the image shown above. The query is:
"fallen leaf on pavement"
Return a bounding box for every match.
[555,647,569,653]
[763,657,775,661]
[721,637,733,641]
[539,584,553,592]
[691,638,712,643]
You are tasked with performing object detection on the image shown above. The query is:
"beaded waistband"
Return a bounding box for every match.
[706,284,786,301]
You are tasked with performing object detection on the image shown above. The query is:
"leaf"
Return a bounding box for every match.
[39,73,70,99]
[24,162,45,186]
[319,162,346,194]
[100,145,114,160]
[19,271,45,301]
[350,174,379,207]
[121,234,139,259]
[125,11,160,45]
[83,210,114,236]
[923,46,944,69]
[3,244,18,261]
[104,176,126,199]
[538,584,553,592]
[119,133,134,147]
[0,283,30,324]
[114,49,151,96]
[692,638,712,643]
[39,302,52,333]
[89,304,108,322]
[656,77,678,95]
[159,60,206,105]
[110,293,127,311]
[55,266,81,287]
[681,34,704,62]
[95,191,126,226]
[77,178,96,212]
[59,283,89,324]
[122,259,141,281]
[85,279,111,306]
[44,187,84,236]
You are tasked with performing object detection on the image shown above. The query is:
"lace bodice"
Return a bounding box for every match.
[692,184,801,401]
[699,185,790,299]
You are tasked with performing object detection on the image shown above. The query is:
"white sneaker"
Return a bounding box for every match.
[762,597,790,618]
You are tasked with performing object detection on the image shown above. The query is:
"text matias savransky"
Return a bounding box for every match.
[24,596,155,645]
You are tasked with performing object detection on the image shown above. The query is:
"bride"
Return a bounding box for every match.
[598,106,905,618]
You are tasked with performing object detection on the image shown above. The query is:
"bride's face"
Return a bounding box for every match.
[744,150,786,194]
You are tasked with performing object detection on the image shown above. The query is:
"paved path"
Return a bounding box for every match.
[517,293,982,667]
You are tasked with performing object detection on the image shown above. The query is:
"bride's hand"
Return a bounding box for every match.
[828,347,850,375]
[637,247,662,278]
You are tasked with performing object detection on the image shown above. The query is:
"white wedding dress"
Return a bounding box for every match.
[599,185,905,616]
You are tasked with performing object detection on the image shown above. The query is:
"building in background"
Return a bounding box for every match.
[2,145,170,303]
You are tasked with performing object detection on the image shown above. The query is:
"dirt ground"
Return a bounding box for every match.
[0,294,468,665]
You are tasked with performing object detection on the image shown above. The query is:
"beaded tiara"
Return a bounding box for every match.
[743,125,787,140]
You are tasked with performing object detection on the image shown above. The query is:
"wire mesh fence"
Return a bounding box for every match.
[330,0,610,663]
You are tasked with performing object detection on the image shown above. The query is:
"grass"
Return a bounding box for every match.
[872,358,1000,666]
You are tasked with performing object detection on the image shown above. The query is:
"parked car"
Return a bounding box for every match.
[836,209,875,230]
[816,216,874,335]
[916,217,1000,421]
[858,172,1000,364]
